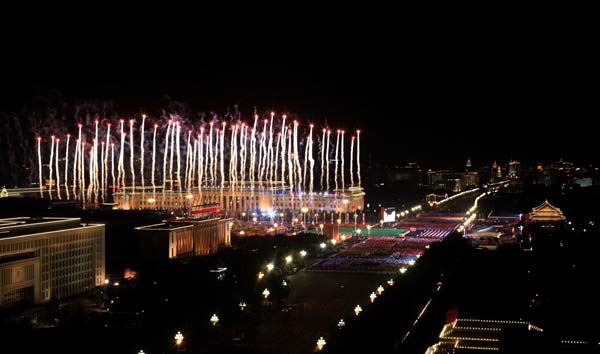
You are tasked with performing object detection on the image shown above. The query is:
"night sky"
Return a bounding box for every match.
[1,28,596,170]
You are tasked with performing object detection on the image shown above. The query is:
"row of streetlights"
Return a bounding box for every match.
[316,254,420,351]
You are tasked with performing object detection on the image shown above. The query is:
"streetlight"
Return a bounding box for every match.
[408,260,416,266]
[138,351,145,354]
[266,263,274,271]
[400,267,407,274]
[337,319,346,329]
[239,301,247,311]
[387,279,395,286]
[367,225,372,235]
[175,331,184,346]
[356,229,362,236]
[331,239,337,245]
[300,250,307,257]
[377,285,384,295]
[258,271,264,279]
[354,305,362,316]
[319,224,324,234]
[210,314,219,326]
[320,242,326,250]
[282,280,287,287]
[285,255,292,264]
[104,278,109,284]
[316,337,327,351]
[370,292,377,303]
[262,288,270,299]
[380,219,384,228]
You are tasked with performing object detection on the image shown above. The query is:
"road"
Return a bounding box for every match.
[245,271,390,354]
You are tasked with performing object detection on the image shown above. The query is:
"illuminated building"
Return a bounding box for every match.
[0,217,105,308]
[462,171,479,188]
[425,318,546,353]
[508,160,520,178]
[113,184,364,216]
[528,200,565,223]
[135,217,232,259]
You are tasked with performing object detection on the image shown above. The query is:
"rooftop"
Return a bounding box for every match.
[0,217,95,239]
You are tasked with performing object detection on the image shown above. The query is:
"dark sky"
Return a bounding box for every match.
[1,25,597,169]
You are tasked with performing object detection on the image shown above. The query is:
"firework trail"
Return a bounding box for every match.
[357,130,361,187]
[151,123,157,192]
[48,136,55,198]
[320,129,325,191]
[341,130,345,191]
[37,137,42,196]
[350,135,354,186]
[334,130,339,191]
[65,134,70,200]
[140,115,146,192]
[326,130,331,192]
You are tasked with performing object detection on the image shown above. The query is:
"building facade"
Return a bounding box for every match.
[528,200,565,223]
[135,217,232,259]
[114,184,365,216]
[0,217,105,308]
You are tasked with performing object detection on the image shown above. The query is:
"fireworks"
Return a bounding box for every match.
[34,111,363,206]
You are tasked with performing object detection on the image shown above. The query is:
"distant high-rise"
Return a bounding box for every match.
[466,157,472,170]
[508,160,521,178]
